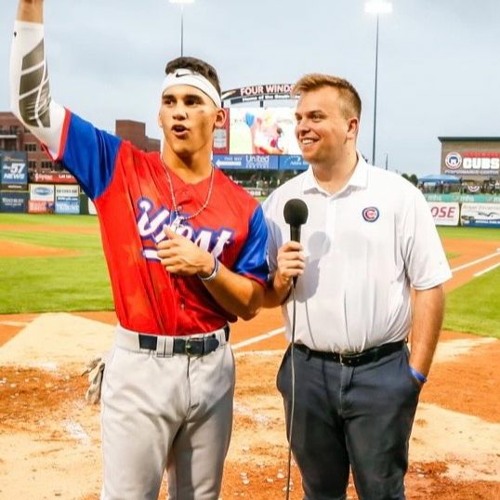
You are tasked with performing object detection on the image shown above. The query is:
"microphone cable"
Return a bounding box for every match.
[282,197,308,498]
[285,285,297,500]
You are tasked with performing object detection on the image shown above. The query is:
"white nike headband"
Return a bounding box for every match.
[161,68,222,108]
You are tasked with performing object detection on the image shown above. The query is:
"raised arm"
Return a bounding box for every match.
[11,0,65,157]
[17,0,44,23]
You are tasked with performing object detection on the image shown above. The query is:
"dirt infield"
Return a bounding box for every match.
[0,223,99,235]
[0,222,99,258]
[0,315,499,499]
[0,236,499,499]
[0,240,77,258]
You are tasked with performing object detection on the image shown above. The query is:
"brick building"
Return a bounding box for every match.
[115,120,160,152]
[0,111,54,177]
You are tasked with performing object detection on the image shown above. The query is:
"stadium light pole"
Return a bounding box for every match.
[365,0,392,166]
[169,0,195,57]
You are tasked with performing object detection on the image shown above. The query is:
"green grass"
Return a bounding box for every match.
[444,267,500,338]
[0,216,499,340]
[0,214,112,313]
[0,213,98,227]
[438,226,500,241]
[438,227,500,337]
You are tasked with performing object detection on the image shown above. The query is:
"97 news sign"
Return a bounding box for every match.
[0,151,28,191]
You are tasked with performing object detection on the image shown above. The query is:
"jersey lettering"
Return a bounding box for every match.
[137,197,233,261]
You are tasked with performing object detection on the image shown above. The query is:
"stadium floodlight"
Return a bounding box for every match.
[365,0,393,166]
[365,0,393,14]
[169,0,195,57]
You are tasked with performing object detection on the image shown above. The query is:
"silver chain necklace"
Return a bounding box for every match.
[161,157,215,230]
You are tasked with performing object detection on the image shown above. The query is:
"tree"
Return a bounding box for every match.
[401,173,418,186]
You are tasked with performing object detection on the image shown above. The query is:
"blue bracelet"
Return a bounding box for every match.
[409,366,427,384]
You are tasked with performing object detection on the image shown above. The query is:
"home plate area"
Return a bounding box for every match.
[0,313,498,499]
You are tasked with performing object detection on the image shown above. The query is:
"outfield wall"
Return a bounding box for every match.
[1,184,500,228]
[0,184,95,215]
[424,193,500,228]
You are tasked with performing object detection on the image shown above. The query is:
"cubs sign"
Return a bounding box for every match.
[444,151,500,176]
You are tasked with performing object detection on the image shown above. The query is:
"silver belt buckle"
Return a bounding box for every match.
[184,339,194,356]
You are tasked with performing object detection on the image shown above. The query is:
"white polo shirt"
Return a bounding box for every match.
[263,155,452,352]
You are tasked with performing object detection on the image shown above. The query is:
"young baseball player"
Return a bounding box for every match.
[10,1,268,499]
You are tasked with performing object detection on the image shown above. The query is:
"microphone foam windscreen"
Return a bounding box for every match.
[283,198,309,226]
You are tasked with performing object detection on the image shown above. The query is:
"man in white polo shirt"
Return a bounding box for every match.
[263,73,451,499]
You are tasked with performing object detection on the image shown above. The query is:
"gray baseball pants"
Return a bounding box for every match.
[100,325,234,500]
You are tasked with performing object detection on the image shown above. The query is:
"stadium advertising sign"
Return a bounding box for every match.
[221,83,295,105]
[0,191,28,213]
[279,155,309,171]
[55,185,80,214]
[0,151,28,191]
[427,202,460,226]
[213,154,279,170]
[444,151,500,176]
[424,193,500,203]
[213,154,308,172]
[30,183,55,201]
[460,202,500,228]
[29,183,55,213]
[32,171,77,184]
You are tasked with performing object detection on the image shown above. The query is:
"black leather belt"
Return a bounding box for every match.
[293,340,405,367]
[139,325,230,356]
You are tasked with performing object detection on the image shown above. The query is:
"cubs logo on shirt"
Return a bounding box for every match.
[362,206,380,222]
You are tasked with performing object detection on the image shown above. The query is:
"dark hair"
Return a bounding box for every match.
[165,56,221,96]
[292,73,362,119]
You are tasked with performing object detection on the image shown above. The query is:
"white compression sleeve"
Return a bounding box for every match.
[10,21,66,158]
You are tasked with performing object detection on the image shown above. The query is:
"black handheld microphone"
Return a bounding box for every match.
[283,198,309,286]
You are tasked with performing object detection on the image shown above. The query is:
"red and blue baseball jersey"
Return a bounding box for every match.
[57,111,269,335]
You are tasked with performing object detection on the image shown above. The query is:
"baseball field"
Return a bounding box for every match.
[0,213,499,499]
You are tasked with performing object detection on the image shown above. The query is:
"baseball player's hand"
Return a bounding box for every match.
[157,226,214,277]
[274,241,305,291]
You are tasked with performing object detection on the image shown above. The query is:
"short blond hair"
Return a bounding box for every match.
[292,73,362,120]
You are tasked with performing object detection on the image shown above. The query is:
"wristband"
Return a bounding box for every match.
[198,256,219,282]
[409,366,427,384]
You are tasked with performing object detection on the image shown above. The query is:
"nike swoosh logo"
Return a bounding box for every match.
[175,70,192,78]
